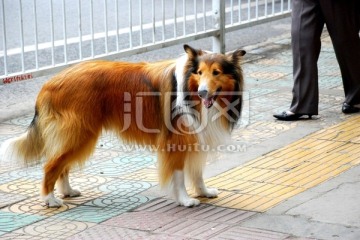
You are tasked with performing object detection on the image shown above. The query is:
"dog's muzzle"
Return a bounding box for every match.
[197,86,221,109]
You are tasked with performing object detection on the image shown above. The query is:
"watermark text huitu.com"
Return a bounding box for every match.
[117,143,247,153]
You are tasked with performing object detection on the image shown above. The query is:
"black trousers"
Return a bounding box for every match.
[290,0,360,115]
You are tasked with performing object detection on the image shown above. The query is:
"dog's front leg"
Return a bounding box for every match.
[193,173,219,198]
[173,170,200,207]
[186,152,219,198]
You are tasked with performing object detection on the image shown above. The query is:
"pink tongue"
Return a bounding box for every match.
[203,98,214,108]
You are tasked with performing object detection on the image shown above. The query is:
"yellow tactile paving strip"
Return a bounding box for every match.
[198,115,360,212]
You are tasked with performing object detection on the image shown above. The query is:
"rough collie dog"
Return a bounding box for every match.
[1,45,245,207]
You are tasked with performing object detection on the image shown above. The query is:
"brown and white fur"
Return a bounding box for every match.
[0,45,245,207]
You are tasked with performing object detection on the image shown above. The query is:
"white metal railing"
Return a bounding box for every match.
[0,0,291,85]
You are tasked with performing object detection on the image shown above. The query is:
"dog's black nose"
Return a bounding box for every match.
[198,90,208,99]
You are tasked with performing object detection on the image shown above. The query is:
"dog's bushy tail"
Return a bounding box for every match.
[0,110,44,166]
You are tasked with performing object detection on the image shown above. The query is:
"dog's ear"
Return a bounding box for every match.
[228,49,246,65]
[184,44,200,59]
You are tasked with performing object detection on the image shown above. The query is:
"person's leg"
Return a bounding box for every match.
[289,0,324,115]
[319,0,360,106]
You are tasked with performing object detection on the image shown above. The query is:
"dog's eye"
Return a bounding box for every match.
[213,70,220,76]
[197,71,202,75]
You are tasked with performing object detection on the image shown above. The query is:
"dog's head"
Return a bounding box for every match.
[183,44,245,109]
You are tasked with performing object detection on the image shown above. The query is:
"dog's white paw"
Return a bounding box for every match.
[178,197,200,207]
[60,189,81,199]
[197,187,219,198]
[43,193,63,208]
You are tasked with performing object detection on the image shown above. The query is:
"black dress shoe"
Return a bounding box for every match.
[342,103,360,114]
[273,111,313,121]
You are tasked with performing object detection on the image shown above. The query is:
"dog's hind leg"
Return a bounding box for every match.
[42,134,98,207]
[56,168,81,198]
[186,152,218,198]
[42,154,70,207]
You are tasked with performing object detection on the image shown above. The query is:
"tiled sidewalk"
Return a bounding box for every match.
[1,32,359,239]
